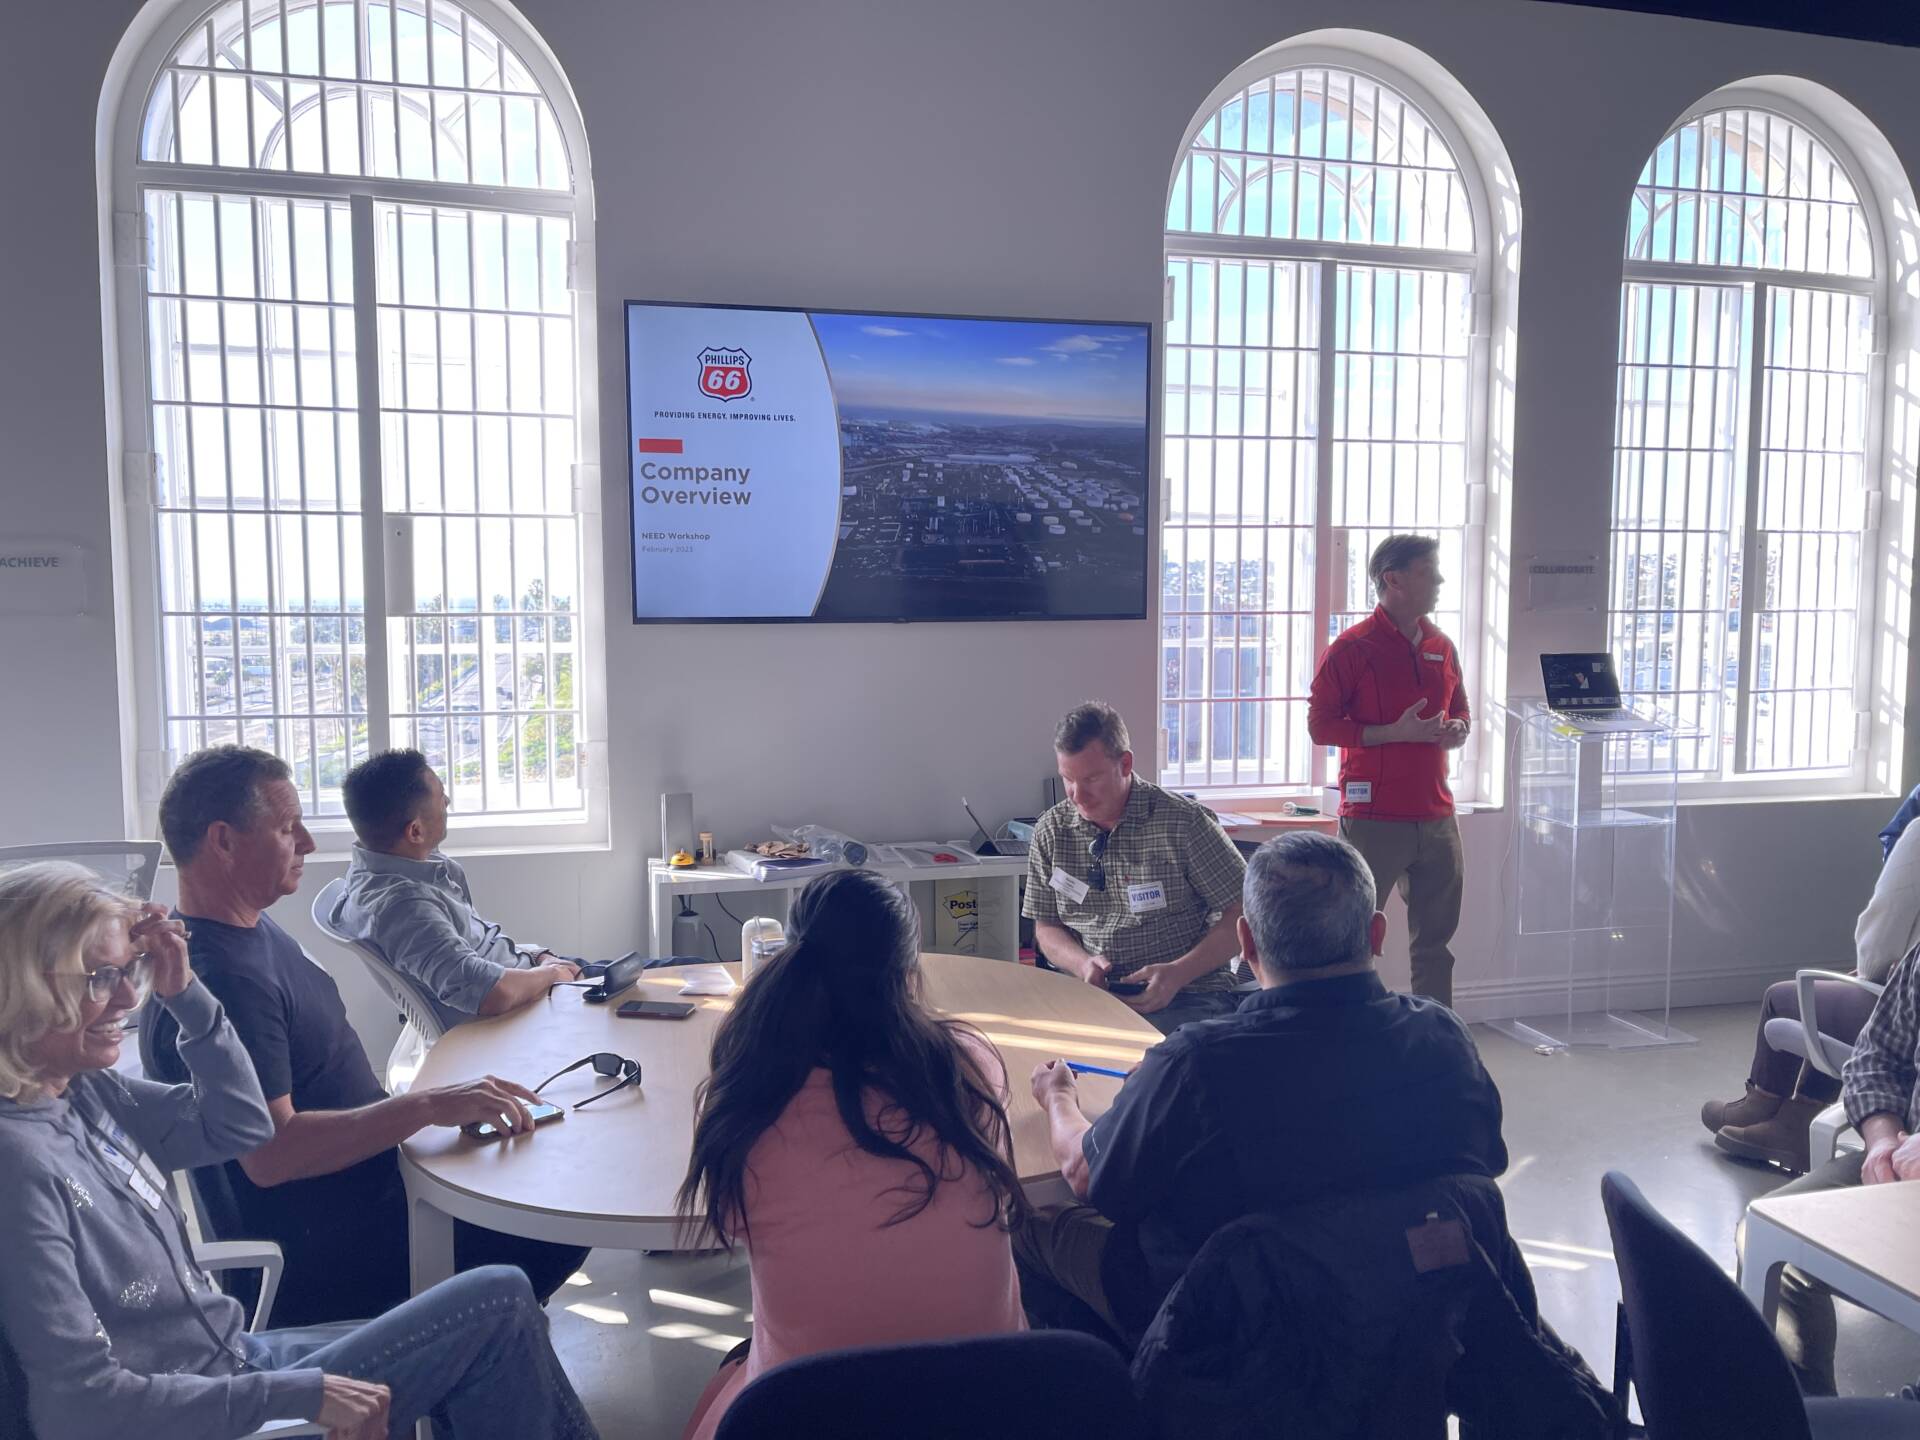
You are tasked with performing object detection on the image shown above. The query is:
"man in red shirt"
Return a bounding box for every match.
[1307,534,1470,1006]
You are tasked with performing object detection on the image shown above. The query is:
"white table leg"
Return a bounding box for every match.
[988,872,1020,960]
[408,1187,459,1296]
[649,877,671,958]
[1740,1210,1791,1324]
[1741,1211,1920,1336]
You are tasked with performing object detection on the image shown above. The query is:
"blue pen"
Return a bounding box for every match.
[1066,1061,1129,1079]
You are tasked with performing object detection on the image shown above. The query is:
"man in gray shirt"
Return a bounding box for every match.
[331,749,581,1029]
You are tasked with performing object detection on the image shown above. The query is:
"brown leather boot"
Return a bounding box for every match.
[1714,1095,1827,1175]
[1700,1082,1784,1135]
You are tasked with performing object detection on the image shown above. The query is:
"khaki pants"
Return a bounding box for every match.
[1010,1202,1156,1346]
[1340,815,1465,1007]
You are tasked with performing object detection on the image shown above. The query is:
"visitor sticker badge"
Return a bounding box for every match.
[1345,781,1374,804]
[105,1118,168,1192]
[96,1138,136,1179]
[1049,867,1091,904]
[95,1136,165,1210]
[1126,882,1168,915]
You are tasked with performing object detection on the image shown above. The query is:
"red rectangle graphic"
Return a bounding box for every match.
[637,437,684,454]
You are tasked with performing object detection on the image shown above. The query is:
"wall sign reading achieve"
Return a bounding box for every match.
[0,539,89,616]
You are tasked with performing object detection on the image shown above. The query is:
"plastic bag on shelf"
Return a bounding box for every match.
[771,823,870,866]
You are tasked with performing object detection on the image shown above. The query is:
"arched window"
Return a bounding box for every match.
[1610,103,1881,783]
[1162,58,1496,795]
[110,0,600,839]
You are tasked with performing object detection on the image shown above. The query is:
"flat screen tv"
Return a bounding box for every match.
[624,301,1152,622]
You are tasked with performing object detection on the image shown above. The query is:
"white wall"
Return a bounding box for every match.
[4,0,1916,1051]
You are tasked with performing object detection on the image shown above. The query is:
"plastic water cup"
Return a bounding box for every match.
[741,917,786,979]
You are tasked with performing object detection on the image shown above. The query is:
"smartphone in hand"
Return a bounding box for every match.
[465,1102,565,1140]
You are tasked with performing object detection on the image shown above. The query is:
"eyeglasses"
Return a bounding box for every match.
[1088,831,1110,892]
[49,957,154,1005]
[534,1052,641,1109]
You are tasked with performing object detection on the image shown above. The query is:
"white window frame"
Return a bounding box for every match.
[1160,46,1498,804]
[103,0,608,850]
[1611,88,1888,801]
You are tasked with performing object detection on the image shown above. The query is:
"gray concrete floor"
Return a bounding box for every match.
[545,1003,1919,1438]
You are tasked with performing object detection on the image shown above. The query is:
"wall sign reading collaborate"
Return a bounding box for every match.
[0,540,88,616]
[624,301,1152,623]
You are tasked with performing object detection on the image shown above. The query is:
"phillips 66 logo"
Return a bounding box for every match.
[697,346,752,402]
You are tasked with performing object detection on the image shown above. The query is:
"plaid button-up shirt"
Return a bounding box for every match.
[1022,778,1246,990]
[1843,943,1920,1132]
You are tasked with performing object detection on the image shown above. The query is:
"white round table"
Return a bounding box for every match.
[398,954,1162,1291]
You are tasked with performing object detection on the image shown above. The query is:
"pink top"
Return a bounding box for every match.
[684,1039,1027,1440]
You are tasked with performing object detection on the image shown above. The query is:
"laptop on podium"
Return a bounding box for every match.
[1540,652,1648,732]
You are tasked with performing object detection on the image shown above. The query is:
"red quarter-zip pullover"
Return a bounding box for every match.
[1307,606,1469,821]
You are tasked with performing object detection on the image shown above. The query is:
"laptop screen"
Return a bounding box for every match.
[1541,653,1624,710]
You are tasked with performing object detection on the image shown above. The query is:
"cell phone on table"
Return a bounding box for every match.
[465,1102,564,1140]
[617,999,696,1020]
[1107,980,1147,996]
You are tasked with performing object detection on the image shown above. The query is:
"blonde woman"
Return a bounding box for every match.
[0,862,599,1440]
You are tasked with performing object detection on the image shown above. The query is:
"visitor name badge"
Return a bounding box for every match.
[95,1136,165,1210]
[1125,881,1168,915]
[107,1118,169,1192]
[1346,780,1374,804]
[1423,651,1445,663]
[1049,867,1091,904]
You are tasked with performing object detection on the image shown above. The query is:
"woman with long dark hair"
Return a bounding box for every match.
[676,869,1028,1440]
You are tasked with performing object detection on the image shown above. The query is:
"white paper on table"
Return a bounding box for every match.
[676,965,738,996]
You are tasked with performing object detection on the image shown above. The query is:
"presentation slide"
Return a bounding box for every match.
[626,303,1150,622]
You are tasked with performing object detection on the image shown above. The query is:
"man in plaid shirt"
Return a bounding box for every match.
[1759,941,1920,1394]
[1024,702,1247,1036]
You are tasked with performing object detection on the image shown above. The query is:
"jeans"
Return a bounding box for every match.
[262,1164,588,1328]
[1144,987,1243,1036]
[244,1266,600,1440]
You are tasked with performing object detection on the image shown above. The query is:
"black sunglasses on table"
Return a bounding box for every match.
[534,1052,641,1109]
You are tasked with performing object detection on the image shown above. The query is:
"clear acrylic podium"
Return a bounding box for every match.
[1489,700,1695,1051]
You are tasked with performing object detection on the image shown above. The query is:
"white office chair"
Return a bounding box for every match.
[176,1172,396,1436]
[171,1169,287,1336]
[0,840,163,899]
[1760,967,1886,1166]
[311,878,443,1092]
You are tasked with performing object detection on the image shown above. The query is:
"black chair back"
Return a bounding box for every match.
[1600,1170,1813,1440]
[713,1331,1149,1440]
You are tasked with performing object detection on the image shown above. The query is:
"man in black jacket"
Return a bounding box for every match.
[1019,829,1508,1342]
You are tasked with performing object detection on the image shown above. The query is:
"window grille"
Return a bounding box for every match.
[124,0,590,824]
[1162,66,1481,792]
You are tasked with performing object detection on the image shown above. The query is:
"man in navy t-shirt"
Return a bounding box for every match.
[152,745,586,1327]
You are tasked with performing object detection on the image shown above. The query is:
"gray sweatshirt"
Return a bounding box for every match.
[0,979,324,1439]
